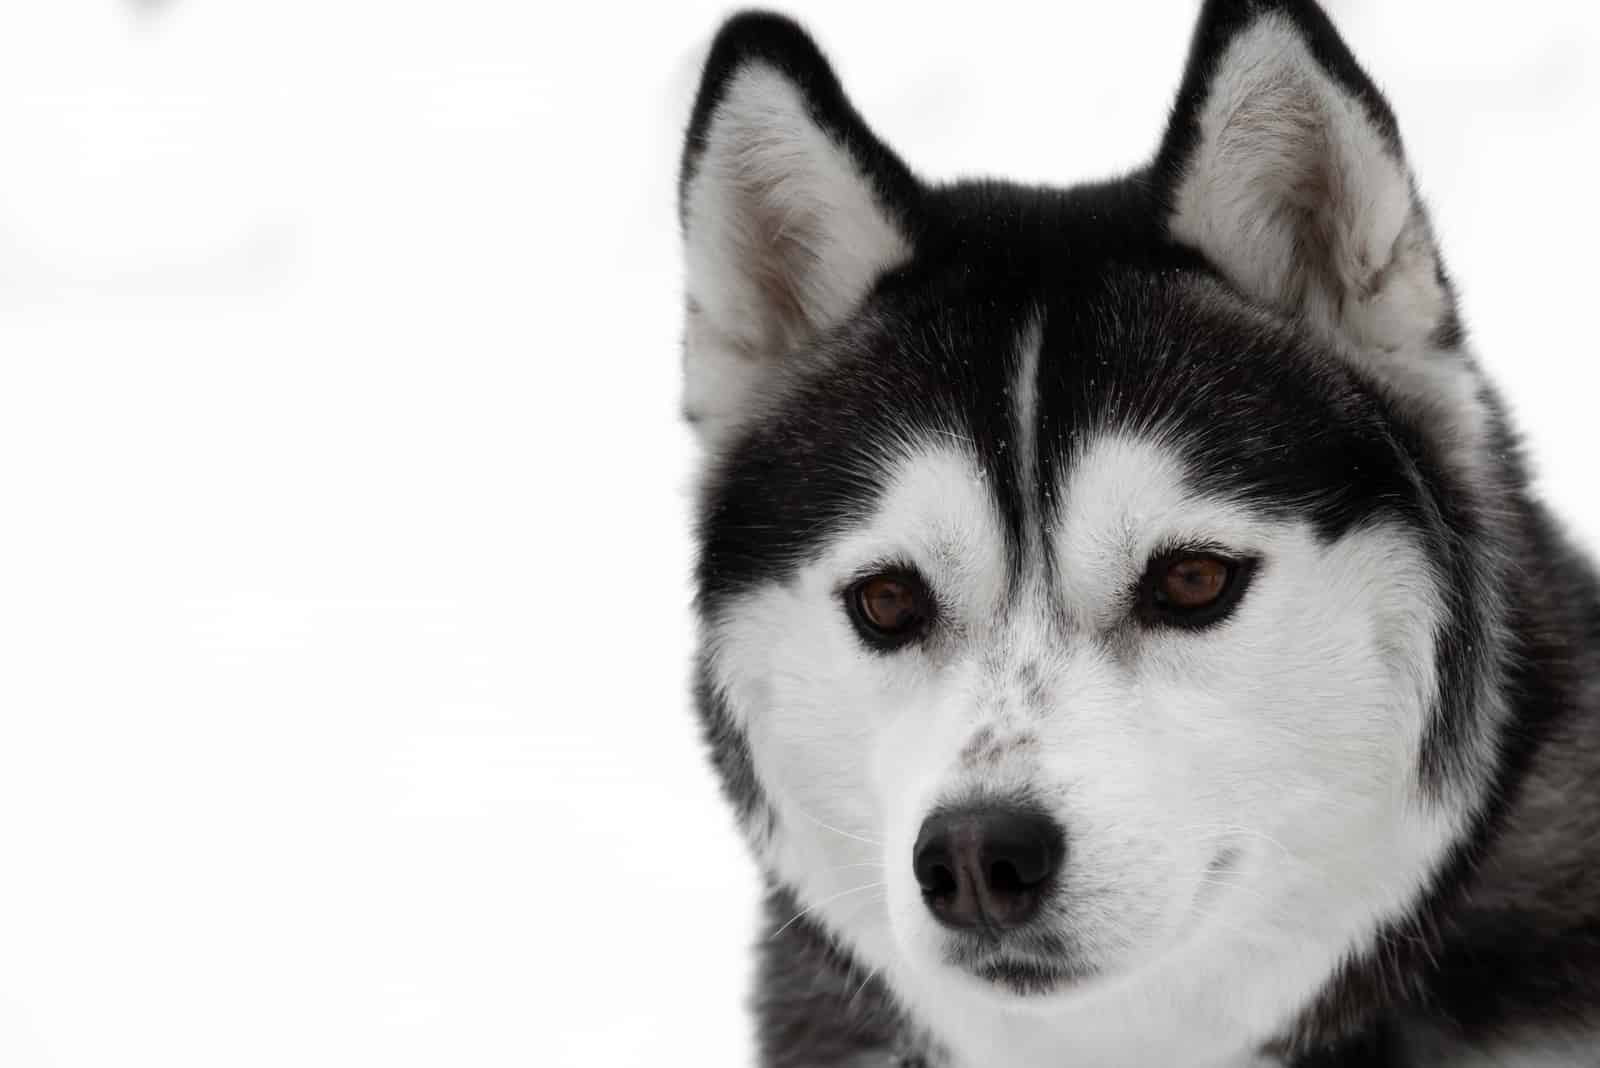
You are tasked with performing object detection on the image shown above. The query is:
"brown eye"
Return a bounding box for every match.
[1161,557,1230,609]
[1140,551,1256,627]
[846,570,932,648]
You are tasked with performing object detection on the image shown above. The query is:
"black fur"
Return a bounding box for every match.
[682,5,1600,1065]
[695,185,1430,619]
[757,886,941,1067]
[693,657,774,841]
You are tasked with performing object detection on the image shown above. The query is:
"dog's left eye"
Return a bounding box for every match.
[845,570,932,649]
[1138,551,1256,628]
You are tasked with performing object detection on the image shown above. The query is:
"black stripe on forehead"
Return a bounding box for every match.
[696,177,1201,613]
[1035,270,1425,542]
[696,289,1035,615]
[696,181,1432,617]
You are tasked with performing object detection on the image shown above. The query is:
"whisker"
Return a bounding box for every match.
[847,962,885,1009]
[770,882,888,940]
[790,806,884,847]
[813,860,888,877]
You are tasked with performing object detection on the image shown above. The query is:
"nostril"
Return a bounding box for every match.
[912,825,957,897]
[988,858,1025,895]
[997,839,1053,889]
[982,811,1061,892]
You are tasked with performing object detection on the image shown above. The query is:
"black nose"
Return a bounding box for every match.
[912,805,1064,930]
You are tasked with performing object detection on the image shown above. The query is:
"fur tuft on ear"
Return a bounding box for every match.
[1153,0,1461,358]
[678,12,921,443]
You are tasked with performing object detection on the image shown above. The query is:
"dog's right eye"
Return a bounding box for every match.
[845,570,933,649]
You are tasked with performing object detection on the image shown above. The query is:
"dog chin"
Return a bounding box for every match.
[967,954,1093,997]
[938,933,1100,1000]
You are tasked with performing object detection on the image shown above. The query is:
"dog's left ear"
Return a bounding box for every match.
[1153,0,1460,356]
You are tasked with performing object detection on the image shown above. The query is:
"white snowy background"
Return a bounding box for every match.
[0,2,1594,1065]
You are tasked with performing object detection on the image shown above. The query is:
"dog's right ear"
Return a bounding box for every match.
[678,13,920,444]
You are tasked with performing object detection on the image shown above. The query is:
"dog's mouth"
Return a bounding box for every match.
[943,929,1095,997]
[946,848,1243,996]
[968,954,1088,996]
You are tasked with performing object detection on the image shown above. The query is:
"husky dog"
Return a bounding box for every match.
[676,2,1600,1064]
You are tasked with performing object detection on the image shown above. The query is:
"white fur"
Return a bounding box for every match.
[681,63,910,446]
[707,422,1465,1066]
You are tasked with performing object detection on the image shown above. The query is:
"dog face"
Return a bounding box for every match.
[682,1,1499,1048]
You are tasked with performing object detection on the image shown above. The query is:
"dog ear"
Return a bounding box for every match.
[679,13,920,443]
[1152,0,1460,358]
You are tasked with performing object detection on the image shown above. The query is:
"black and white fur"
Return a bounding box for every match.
[676,3,1600,1064]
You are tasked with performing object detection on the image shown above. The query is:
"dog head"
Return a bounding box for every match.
[679,0,1505,1039]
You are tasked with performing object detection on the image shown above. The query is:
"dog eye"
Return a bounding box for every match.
[1162,557,1228,608]
[1139,552,1256,628]
[845,570,932,648]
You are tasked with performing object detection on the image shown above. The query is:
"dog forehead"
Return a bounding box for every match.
[696,265,1418,611]
[853,429,1260,573]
